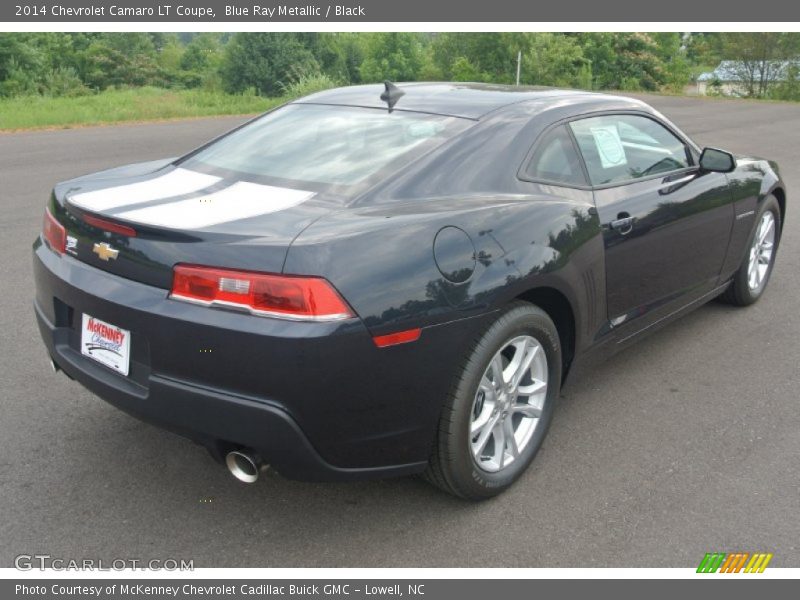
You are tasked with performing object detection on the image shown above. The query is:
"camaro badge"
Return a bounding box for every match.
[93,242,119,261]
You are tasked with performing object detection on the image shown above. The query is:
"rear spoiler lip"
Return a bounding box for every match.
[61,201,204,242]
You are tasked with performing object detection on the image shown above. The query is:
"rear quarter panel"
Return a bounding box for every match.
[283,192,604,353]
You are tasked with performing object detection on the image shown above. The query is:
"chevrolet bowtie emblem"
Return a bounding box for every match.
[93,242,119,261]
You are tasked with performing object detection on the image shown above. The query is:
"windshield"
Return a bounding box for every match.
[182,104,470,186]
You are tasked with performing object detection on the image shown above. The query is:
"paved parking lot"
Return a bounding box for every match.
[1,94,798,567]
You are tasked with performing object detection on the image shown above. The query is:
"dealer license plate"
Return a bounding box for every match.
[80,313,131,376]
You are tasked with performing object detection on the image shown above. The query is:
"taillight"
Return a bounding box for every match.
[170,264,354,321]
[83,213,137,237]
[42,207,66,255]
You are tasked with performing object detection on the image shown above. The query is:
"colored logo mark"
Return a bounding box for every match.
[697,552,773,573]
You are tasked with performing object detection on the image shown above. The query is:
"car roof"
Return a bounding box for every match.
[293,82,643,120]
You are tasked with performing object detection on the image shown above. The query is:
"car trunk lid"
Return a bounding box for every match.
[54,165,340,290]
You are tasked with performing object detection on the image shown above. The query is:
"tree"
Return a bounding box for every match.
[336,33,366,83]
[450,56,483,82]
[181,34,222,72]
[684,33,723,66]
[295,33,351,82]
[220,33,318,95]
[358,33,426,82]
[180,33,224,88]
[773,65,800,101]
[431,33,531,83]
[155,34,185,85]
[0,33,96,96]
[577,33,667,91]
[82,33,161,89]
[0,34,46,95]
[522,34,589,87]
[2,32,798,102]
[650,32,692,92]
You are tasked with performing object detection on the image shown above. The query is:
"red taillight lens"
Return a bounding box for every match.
[42,207,66,255]
[83,213,137,237]
[170,264,354,321]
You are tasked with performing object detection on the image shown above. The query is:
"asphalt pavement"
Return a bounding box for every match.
[1,94,798,568]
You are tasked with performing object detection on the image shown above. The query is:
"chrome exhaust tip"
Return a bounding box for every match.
[50,359,59,373]
[225,450,267,483]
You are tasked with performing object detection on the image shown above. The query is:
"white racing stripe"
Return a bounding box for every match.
[115,182,315,229]
[67,168,222,212]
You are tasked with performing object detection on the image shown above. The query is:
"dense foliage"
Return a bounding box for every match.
[1,32,799,101]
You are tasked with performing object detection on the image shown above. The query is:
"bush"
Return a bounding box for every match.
[220,33,319,96]
[450,56,484,82]
[619,76,643,91]
[771,66,800,101]
[706,79,724,97]
[281,73,340,99]
[42,67,90,97]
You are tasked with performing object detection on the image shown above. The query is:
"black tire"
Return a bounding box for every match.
[424,301,561,500]
[720,196,782,306]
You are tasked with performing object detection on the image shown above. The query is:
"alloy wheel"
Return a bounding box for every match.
[747,211,776,291]
[469,335,548,473]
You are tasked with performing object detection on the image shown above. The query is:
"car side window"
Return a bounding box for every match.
[524,125,588,187]
[569,115,690,186]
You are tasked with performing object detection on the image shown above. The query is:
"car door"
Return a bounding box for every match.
[568,113,734,332]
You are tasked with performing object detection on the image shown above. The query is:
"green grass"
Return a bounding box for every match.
[0,87,285,131]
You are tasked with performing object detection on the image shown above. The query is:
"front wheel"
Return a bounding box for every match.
[424,302,561,500]
[720,196,781,306]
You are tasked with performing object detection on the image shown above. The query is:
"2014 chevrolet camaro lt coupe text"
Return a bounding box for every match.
[33,83,786,499]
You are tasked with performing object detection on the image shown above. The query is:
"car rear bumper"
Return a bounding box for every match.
[33,241,493,481]
[35,305,420,481]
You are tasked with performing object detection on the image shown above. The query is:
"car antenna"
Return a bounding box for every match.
[380,81,405,113]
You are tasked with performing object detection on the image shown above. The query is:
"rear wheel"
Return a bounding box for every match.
[720,196,781,306]
[425,302,561,500]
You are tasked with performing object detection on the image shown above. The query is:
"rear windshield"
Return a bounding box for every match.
[181,104,470,186]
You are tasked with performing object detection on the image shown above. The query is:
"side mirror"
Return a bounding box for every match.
[699,147,736,173]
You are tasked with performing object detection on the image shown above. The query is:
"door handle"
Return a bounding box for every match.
[661,174,695,187]
[659,172,696,195]
[610,214,634,234]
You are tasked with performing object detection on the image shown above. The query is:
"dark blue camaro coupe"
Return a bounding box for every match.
[34,83,785,499]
